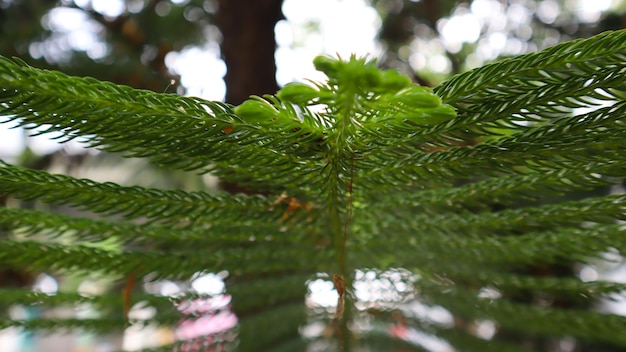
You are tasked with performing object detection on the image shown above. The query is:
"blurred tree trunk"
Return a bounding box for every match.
[217,0,284,105]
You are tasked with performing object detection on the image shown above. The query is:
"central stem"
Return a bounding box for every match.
[328,165,347,275]
[326,91,356,351]
[327,167,352,351]
[328,93,355,275]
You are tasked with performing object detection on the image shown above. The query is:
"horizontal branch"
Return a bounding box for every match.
[0,161,277,224]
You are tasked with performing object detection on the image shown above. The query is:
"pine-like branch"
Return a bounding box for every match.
[0,30,625,351]
[0,161,277,225]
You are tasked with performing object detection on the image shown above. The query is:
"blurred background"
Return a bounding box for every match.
[0,0,625,351]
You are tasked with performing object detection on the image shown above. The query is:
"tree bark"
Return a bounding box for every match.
[217,0,284,105]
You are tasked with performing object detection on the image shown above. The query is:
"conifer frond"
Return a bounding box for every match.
[0,30,625,351]
[0,56,233,170]
[0,239,323,279]
[368,194,626,237]
[435,29,626,122]
[0,56,325,191]
[0,206,316,247]
[473,273,626,297]
[0,161,275,224]
[427,285,626,347]
[363,101,626,187]
[369,162,618,212]
[412,224,623,266]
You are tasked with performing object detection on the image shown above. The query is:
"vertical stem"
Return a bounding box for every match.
[328,157,347,275]
[327,159,351,350]
[328,184,352,351]
[327,93,356,350]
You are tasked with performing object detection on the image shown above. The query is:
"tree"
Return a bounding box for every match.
[0,0,284,101]
[217,0,283,105]
[1,29,626,352]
